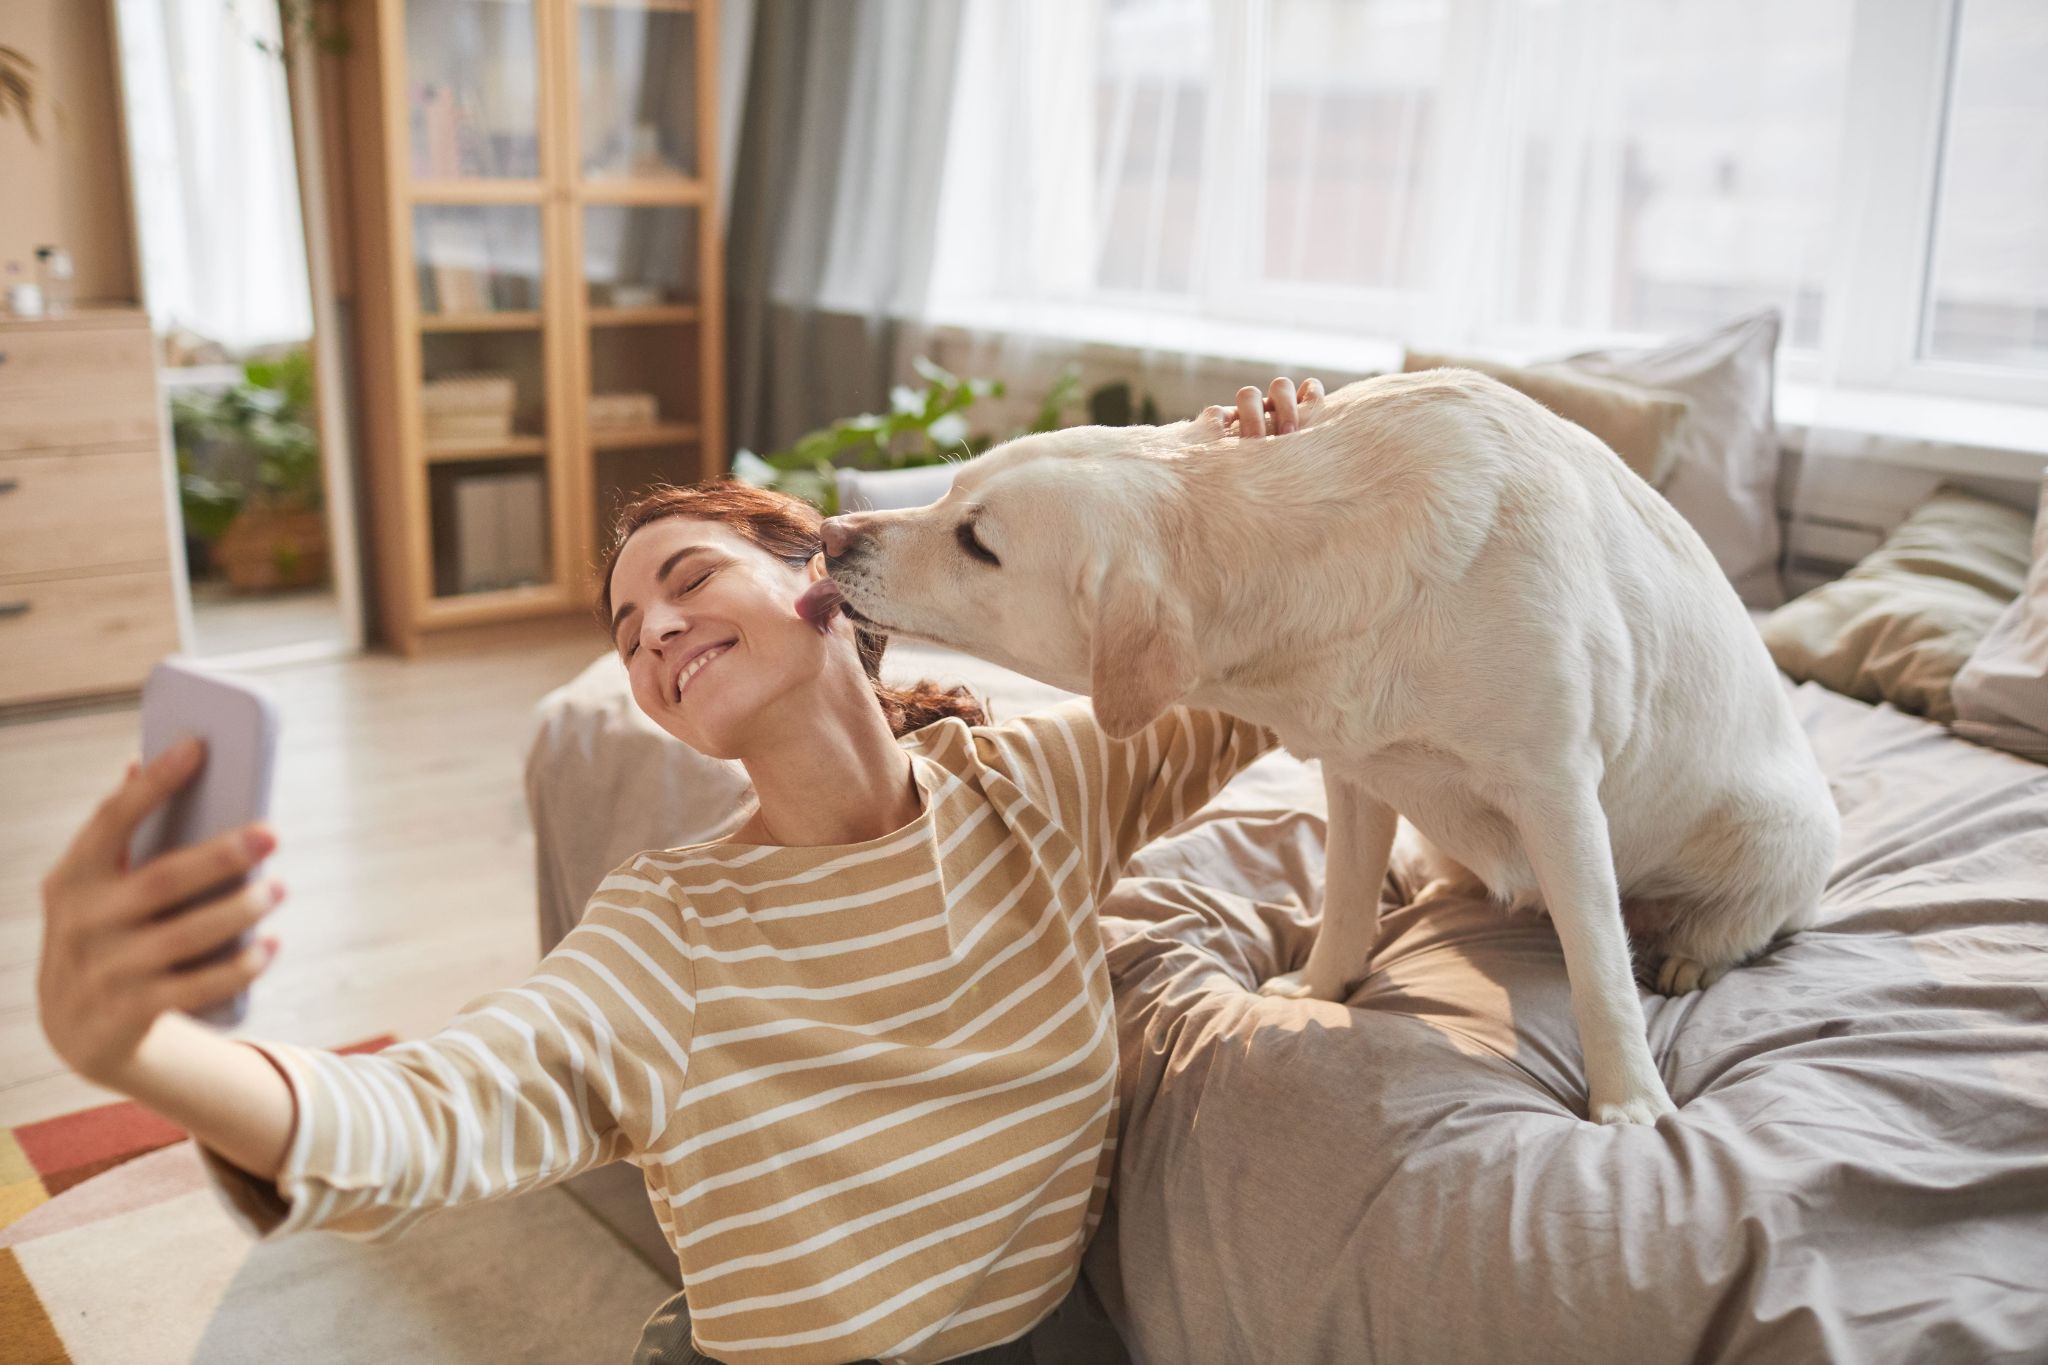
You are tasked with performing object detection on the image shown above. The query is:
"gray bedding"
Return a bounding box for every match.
[1086,680,2048,1364]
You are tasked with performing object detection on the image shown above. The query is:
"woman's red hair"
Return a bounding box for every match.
[594,481,986,737]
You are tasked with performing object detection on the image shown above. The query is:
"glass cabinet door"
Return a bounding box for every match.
[576,1,700,182]
[582,204,698,308]
[405,0,543,180]
[414,204,546,317]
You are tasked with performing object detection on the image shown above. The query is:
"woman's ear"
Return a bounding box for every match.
[805,551,827,582]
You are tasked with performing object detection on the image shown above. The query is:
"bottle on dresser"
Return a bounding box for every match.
[34,245,75,314]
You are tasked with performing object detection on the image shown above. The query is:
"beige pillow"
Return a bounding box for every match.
[1951,471,2048,761]
[1760,488,2035,723]
[1402,349,1692,487]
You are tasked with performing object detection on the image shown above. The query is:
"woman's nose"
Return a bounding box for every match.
[641,602,690,650]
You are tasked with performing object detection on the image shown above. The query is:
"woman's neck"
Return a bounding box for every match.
[734,691,921,849]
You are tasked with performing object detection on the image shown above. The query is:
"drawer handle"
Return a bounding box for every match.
[0,478,17,495]
[0,600,29,619]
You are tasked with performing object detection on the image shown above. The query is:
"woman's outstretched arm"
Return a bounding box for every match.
[38,737,296,1180]
[41,737,672,1242]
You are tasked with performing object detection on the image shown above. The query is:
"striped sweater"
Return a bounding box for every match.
[200,700,1274,1364]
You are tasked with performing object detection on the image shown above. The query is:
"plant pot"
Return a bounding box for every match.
[215,506,330,592]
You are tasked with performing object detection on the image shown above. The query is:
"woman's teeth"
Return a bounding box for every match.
[676,644,729,698]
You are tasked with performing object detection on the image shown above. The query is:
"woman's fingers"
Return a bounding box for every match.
[151,934,279,1019]
[106,822,275,930]
[57,739,206,886]
[1235,386,1266,438]
[1299,376,1324,405]
[128,877,286,974]
[1266,377,1299,434]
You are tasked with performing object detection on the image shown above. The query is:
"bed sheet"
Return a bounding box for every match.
[1086,681,2048,1364]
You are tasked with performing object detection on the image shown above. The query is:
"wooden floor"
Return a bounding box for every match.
[0,618,610,1128]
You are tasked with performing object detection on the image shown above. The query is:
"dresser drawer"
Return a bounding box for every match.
[0,323,163,453]
[0,570,181,706]
[0,447,172,577]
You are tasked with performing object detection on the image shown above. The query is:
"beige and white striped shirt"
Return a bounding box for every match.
[201,700,1274,1364]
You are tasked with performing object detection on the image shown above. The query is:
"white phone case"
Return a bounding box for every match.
[126,658,280,1027]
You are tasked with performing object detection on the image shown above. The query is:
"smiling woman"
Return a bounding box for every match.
[38,378,1316,1365]
[595,481,984,768]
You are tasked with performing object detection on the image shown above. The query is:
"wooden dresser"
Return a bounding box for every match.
[0,306,183,708]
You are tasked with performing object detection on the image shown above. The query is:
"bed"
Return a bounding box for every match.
[525,642,2048,1364]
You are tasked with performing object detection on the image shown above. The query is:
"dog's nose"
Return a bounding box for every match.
[820,516,857,558]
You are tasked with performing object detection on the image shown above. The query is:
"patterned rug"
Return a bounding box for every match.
[1,1037,670,1364]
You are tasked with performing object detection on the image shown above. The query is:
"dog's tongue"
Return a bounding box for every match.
[795,578,843,634]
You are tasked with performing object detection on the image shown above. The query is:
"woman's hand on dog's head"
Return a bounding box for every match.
[1207,376,1325,438]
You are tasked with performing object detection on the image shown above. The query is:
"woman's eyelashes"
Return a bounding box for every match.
[624,568,719,659]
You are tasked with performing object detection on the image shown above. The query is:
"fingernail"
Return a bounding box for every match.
[172,736,202,762]
[267,879,286,906]
[243,826,270,857]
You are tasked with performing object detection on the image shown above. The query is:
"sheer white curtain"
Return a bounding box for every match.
[112,0,312,353]
[926,0,1850,365]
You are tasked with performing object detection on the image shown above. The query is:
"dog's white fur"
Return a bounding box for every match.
[823,370,1839,1124]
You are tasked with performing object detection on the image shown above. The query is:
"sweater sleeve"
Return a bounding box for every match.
[196,860,694,1243]
[973,700,1279,899]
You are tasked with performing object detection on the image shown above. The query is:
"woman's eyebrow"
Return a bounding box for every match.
[610,545,717,644]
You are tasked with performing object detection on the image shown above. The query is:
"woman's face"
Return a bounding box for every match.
[607,516,840,759]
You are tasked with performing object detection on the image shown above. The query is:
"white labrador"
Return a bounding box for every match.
[815,370,1839,1124]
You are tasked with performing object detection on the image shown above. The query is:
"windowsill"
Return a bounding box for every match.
[924,299,1406,380]
[923,299,2048,484]
[1774,382,2048,481]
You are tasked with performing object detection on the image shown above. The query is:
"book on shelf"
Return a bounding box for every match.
[454,468,547,593]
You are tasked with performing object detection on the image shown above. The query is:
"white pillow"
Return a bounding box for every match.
[1561,309,1787,608]
[1950,471,2048,762]
[836,463,958,512]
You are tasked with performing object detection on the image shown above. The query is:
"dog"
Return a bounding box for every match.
[816,369,1839,1124]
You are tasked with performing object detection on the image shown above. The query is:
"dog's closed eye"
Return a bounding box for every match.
[956,521,1000,567]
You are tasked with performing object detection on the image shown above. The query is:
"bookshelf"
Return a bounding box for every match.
[336,0,725,652]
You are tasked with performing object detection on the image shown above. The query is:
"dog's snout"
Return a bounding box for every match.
[820,516,859,559]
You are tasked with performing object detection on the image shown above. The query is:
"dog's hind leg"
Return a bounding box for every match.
[1509,774,1676,1125]
[1649,796,1836,995]
[1260,775,1396,1002]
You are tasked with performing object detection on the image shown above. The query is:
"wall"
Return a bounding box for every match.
[0,0,136,304]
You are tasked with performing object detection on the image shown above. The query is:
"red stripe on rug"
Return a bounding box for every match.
[12,1035,395,1183]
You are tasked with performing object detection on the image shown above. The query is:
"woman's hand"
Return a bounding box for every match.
[1208,375,1327,438]
[39,738,286,1087]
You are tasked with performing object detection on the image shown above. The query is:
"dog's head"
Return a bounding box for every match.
[823,417,1220,737]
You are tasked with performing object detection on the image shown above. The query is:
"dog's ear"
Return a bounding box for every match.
[1089,568,1198,740]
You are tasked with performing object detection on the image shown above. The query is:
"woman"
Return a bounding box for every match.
[38,378,1322,1365]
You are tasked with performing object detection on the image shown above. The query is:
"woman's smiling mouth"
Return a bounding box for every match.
[670,642,733,702]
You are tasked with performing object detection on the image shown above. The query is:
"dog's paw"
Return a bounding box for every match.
[1256,970,1343,1002]
[1590,1089,1679,1126]
[1652,954,1729,996]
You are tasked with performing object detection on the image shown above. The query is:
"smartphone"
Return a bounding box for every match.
[125,658,280,1027]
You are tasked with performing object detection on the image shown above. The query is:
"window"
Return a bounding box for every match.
[1924,0,2048,370]
[929,0,2048,406]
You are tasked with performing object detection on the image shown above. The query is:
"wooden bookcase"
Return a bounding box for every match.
[335,0,725,653]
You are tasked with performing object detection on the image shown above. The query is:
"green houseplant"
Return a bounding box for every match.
[0,45,37,142]
[733,357,1161,514]
[171,348,329,591]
